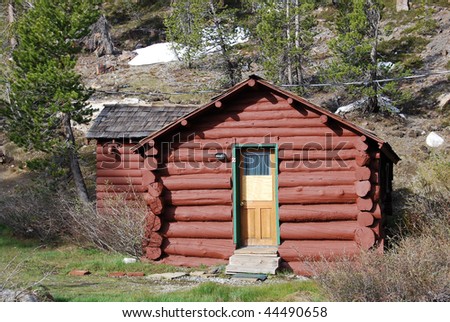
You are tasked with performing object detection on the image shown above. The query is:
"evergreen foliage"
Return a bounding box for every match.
[165,0,206,68]
[165,0,247,86]
[255,0,315,86]
[3,0,100,201]
[324,0,408,113]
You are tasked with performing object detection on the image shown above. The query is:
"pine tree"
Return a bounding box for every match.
[255,0,315,86]
[326,0,385,113]
[165,0,206,68]
[165,0,246,86]
[3,0,100,203]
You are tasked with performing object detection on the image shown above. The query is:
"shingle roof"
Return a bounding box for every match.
[86,103,198,139]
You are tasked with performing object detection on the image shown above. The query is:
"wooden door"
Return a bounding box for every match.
[240,148,277,246]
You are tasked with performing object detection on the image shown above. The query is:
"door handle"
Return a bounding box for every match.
[240,201,245,206]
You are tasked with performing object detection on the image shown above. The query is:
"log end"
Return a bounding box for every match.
[320,115,328,124]
[354,227,375,250]
[357,212,374,227]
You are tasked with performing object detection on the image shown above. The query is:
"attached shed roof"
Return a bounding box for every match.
[86,103,199,139]
[133,75,400,163]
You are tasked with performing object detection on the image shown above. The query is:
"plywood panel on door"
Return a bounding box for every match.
[240,148,277,246]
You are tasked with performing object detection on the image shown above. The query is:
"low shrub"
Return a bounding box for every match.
[0,185,69,241]
[315,150,450,301]
[62,191,148,257]
[315,230,450,301]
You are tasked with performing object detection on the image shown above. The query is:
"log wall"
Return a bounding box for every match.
[138,89,387,272]
[95,141,147,210]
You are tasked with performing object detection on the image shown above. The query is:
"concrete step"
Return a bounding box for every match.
[226,253,280,275]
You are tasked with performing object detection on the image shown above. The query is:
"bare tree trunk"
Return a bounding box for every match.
[294,0,303,84]
[367,0,381,113]
[209,0,237,86]
[286,0,293,85]
[8,0,16,48]
[396,0,409,12]
[63,113,90,204]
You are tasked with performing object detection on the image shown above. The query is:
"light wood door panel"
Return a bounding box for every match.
[240,149,277,246]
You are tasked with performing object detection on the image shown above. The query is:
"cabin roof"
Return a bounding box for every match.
[133,75,400,163]
[86,103,199,139]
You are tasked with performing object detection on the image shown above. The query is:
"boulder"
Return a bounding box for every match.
[438,93,450,109]
[426,132,444,148]
[0,289,39,302]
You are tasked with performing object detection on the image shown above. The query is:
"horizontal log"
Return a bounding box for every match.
[278,240,361,261]
[279,160,357,172]
[148,182,164,197]
[193,126,357,138]
[160,255,228,267]
[279,204,359,222]
[202,112,353,127]
[96,153,143,162]
[96,191,145,200]
[96,153,118,163]
[357,212,374,227]
[159,162,231,176]
[162,222,233,239]
[96,161,144,170]
[354,140,369,152]
[161,176,231,190]
[144,247,162,260]
[167,149,232,163]
[224,101,320,116]
[162,238,234,259]
[96,184,147,193]
[357,197,373,211]
[144,232,163,248]
[355,180,371,197]
[355,166,371,180]
[146,212,162,232]
[141,170,156,186]
[163,206,232,222]
[226,101,297,112]
[278,171,356,187]
[279,149,359,161]
[280,221,358,240]
[96,177,142,186]
[144,195,163,215]
[354,227,376,249]
[164,190,232,206]
[97,169,143,177]
[279,186,356,204]
[355,153,371,166]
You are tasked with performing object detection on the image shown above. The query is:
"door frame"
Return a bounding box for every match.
[232,143,280,247]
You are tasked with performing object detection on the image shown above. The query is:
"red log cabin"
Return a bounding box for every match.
[87,75,400,275]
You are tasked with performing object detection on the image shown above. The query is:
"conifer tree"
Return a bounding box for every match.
[326,0,384,113]
[165,0,246,86]
[3,0,100,202]
[165,0,206,68]
[255,0,315,86]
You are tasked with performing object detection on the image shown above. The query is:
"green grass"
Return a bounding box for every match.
[0,226,326,302]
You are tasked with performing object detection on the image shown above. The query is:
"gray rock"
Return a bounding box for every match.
[0,289,39,302]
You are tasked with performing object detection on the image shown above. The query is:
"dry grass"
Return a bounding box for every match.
[315,150,450,302]
[63,191,148,257]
